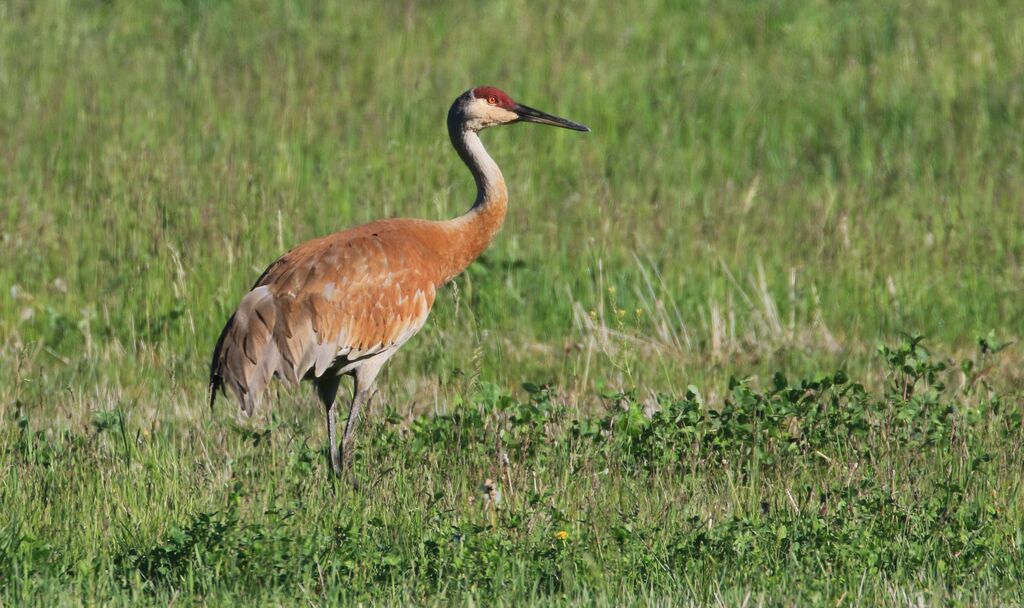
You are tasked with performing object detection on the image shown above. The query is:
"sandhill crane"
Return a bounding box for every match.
[209,86,589,477]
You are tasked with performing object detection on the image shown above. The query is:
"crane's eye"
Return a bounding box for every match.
[487,96,497,105]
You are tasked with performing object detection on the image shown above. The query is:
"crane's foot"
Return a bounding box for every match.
[329,445,344,476]
[331,468,361,491]
[341,454,361,491]
[327,450,361,490]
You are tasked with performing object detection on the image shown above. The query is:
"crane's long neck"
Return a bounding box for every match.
[442,118,508,280]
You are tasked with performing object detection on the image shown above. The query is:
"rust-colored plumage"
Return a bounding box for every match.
[209,87,588,477]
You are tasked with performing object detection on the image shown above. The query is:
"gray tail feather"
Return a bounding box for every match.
[208,313,235,410]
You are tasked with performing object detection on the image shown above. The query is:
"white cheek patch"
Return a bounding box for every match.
[468,99,518,129]
[487,106,518,124]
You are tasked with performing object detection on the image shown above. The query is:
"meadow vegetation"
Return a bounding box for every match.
[1,0,1022,605]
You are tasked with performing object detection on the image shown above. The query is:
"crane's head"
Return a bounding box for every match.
[450,86,590,133]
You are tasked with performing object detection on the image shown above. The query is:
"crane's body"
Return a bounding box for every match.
[209,87,588,476]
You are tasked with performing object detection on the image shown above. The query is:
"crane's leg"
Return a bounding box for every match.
[340,385,370,473]
[316,374,343,476]
[341,358,388,474]
[334,354,392,485]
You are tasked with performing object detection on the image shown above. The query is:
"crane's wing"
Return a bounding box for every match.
[209,222,445,414]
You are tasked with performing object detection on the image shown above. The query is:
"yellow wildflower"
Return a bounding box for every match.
[554,530,569,541]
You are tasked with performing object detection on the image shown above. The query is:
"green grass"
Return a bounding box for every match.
[2,0,1023,605]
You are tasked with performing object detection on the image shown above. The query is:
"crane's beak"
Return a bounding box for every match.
[513,103,590,132]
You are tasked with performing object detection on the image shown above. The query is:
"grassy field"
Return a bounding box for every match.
[2,0,1023,605]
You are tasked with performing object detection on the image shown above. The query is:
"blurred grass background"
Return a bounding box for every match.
[3,0,1022,410]
[1,0,1023,604]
